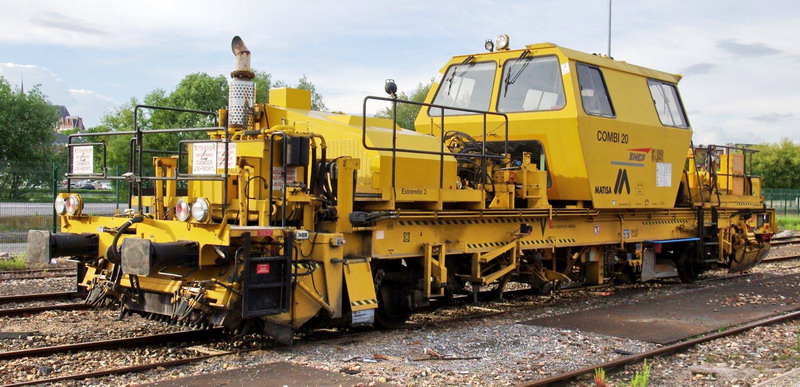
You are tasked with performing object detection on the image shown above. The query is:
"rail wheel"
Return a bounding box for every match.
[374,282,411,328]
[675,246,700,283]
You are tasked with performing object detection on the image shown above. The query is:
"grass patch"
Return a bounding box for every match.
[778,216,800,231]
[629,359,651,387]
[0,256,27,270]
[594,368,607,386]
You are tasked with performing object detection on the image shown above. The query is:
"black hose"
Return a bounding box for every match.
[108,217,143,264]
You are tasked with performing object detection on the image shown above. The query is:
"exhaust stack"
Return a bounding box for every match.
[228,36,255,128]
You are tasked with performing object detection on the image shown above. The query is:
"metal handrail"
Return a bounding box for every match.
[361,96,510,196]
[66,104,229,218]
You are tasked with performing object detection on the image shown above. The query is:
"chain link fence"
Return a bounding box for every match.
[0,163,123,255]
[763,188,800,217]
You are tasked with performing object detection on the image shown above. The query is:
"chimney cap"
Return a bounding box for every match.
[231,36,249,55]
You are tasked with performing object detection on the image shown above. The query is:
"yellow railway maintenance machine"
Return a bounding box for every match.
[28,35,775,343]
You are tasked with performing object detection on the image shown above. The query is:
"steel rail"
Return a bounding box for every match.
[0,273,74,282]
[0,328,223,361]
[0,303,90,317]
[0,268,75,276]
[519,310,800,386]
[3,348,257,387]
[0,292,86,305]
[762,253,800,263]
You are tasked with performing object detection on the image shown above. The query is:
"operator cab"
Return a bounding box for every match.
[415,35,693,209]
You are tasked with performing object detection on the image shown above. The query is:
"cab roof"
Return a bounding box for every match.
[450,42,682,84]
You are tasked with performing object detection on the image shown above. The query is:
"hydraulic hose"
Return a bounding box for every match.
[108,216,144,264]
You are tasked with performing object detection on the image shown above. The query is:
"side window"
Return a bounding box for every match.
[497,56,566,112]
[648,79,689,128]
[576,63,615,118]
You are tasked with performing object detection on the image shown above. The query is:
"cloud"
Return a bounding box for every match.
[681,63,717,75]
[749,112,794,123]
[717,39,782,56]
[0,63,116,127]
[30,11,108,36]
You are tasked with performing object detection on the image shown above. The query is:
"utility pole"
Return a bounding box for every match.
[608,0,613,57]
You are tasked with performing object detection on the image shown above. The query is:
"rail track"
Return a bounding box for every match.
[2,252,798,385]
[768,235,800,247]
[520,310,800,386]
[0,302,90,317]
[0,267,75,276]
[0,273,75,282]
[0,291,86,305]
[0,329,226,386]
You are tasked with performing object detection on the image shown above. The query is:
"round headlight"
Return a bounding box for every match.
[484,39,494,52]
[191,198,210,222]
[175,199,191,222]
[495,34,510,50]
[54,196,66,215]
[65,194,82,216]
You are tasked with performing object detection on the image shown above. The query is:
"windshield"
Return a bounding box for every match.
[429,61,496,116]
[498,55,565,112]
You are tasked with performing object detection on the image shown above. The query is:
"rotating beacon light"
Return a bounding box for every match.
[228,36,255,129]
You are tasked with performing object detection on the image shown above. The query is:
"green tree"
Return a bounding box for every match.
[375,82,432,130]
[91,71,327,177]
[751,138,800,189]
[0,77,60,199]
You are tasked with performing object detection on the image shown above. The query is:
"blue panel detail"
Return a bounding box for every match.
[644,237,701,244]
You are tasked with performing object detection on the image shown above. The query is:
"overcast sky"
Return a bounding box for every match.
[0,0,797,145]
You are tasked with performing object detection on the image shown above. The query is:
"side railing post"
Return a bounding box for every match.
[51,162,57,233]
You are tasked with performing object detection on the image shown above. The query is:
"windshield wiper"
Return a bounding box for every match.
[446,56,476,95]
[503,50,530,97]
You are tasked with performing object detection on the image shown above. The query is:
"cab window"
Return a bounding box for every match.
[576,63,615,118]
[648,79,689,128]
[497,55,565,112]
[429,61,496,116]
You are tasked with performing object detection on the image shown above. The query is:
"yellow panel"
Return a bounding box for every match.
[343,261,378,311]
[269,88,311,110]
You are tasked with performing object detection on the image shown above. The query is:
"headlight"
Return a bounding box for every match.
[54,196,66,215]
[191,198,210,222]
[495,34,510,50]
[175,199,191,222]
[65,194,82,216]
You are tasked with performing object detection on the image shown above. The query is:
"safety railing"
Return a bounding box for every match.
[361,96,509,196]
[66,105,229,217]
[691,144,760,205]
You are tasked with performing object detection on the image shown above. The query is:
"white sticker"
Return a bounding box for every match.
[656,162,672,187]
[560,62,570,75]
[191,143,217,175]
[593,224,600,235]
[192,142,236,175]
[72,146,94,174]
[623,229,630,239]
[216,142,236,170]
[271,166,298,190]
[376,230,385,240]
[434,72,444,84]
